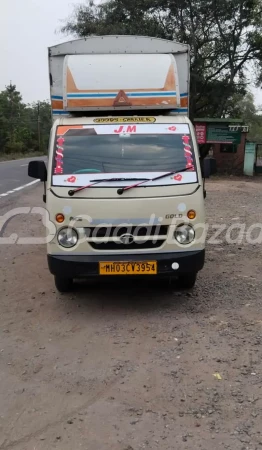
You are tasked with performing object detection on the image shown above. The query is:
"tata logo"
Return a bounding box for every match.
[119,234,134,245]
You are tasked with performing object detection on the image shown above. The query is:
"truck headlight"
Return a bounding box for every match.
[174,224,195,244]
[57,227,78,248]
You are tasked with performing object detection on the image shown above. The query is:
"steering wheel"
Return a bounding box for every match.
[73,169,102,174]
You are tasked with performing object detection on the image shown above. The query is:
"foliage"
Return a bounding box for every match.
[235,92,262,142]
[0,84,51,155]
[62,0,262,119]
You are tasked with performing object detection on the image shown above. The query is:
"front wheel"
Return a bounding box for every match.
[54,276,74,293]
[177,273,197,289]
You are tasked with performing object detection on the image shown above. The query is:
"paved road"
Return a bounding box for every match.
[0,156,47,197]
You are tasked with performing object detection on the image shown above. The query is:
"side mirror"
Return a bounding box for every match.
[28,160,47,182]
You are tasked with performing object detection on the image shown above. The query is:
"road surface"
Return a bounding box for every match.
[0,177,262,450]
[0,156,47,197]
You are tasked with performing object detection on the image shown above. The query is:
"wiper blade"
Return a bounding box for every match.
[117,166,194,195]
[91,177,149,183]
[68,177,149,196]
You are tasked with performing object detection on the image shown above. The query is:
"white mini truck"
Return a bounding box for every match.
[29,35,210,292]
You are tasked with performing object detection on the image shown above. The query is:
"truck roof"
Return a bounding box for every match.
[53,115,191,127]
[49,35,189,56]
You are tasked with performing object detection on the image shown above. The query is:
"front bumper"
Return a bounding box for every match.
[48,250,205,278]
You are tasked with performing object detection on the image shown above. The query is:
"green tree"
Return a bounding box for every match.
[0,84,51,155]
[235,93,262,142]
[62,0,262,119]
[0,84,26,153]
[27,101,52,152]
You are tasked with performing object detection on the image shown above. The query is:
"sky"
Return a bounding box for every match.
[0,0,81,103]
[1,0,262,108]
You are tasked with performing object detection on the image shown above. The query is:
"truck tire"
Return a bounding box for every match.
[177,273,197,289]
[54,276,74,293]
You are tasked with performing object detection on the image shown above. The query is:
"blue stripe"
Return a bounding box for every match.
[67,91,177,99]
[129,92,176,97]
[52,110,70,115]
[67,93,115,98]
[171,108,188,113]
[59,92,186,99]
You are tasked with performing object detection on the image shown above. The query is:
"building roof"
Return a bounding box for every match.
[194,118,244,123]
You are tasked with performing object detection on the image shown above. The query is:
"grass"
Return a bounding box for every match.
[0,151,46,162]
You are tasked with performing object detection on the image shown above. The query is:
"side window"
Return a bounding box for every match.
[220,143,237,154]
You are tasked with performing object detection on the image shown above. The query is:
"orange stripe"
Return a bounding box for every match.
[52,100,63,109]
[67,97,178,108]
[181,97,188,107]
[57,126,84,136]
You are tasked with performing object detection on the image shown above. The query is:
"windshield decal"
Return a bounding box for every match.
[84,124,189,135]
[174,174,183,182]
[54,136,65,174]
[182,135,195,171]
[67,176,77,183]
[57,125,84,136]
[56,123,190,136]
[53,171,197,187]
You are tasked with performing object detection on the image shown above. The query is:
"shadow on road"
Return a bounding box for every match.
[59,277,199,316]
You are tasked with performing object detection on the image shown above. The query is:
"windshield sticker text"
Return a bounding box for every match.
[94,117,156,124]
[114,125,137,134]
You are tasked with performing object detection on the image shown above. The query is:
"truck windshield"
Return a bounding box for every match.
[52,123,197,185]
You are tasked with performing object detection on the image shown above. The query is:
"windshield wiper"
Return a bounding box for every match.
[117,166,194,195]
[68,177,149,196]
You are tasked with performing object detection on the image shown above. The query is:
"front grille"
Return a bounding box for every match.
[85,225,169,239]
[89,240,165,251]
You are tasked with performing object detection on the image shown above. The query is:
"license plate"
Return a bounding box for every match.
[99,261,157,275]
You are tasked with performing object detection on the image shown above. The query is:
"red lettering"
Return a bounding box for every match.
[126,125,136,133]
[114,126,124,133]
[114,125,137,133]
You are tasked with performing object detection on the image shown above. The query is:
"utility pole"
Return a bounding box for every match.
[9,81,14,145]
[37,102,41,152]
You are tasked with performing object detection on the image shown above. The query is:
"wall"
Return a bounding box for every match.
[244,142,256,176]
[211,132,247,174]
